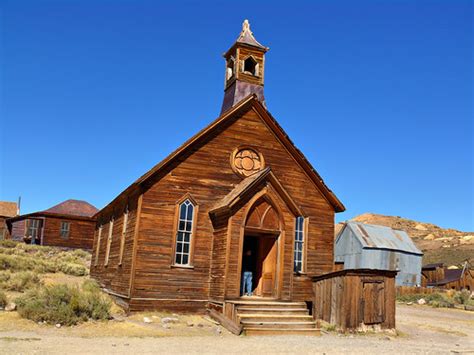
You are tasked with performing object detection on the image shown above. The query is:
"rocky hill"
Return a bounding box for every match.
[348,213,474,266]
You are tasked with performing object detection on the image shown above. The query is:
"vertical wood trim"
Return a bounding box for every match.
[104,218,114,266]
[94,225,103,266]
[223,216,233,298]
[118,209,129,266]
[128,193,143,299]
[303,217,309,273]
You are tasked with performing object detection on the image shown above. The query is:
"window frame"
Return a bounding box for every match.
[94,225,102,267]
[293,216,307,274]
[118,207,129,266]
[104,218,114,267]
[171,194,198,268]
[60,221,70,239]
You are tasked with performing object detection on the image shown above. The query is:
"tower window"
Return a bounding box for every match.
[243,56,258,76]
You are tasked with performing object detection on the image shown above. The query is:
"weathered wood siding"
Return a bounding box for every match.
[127,107,335,310]
[90,196,139,298]
[312,269,396,331]
[42,216,95,249]
[9,220,25,241]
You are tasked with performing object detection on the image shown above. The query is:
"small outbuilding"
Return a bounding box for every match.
[335,222,423,286]
[422,262,473,291]
[7,199,98,249]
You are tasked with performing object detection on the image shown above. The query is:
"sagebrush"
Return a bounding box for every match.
[16,280,111,325]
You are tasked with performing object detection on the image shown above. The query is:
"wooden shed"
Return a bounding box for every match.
[422,262,474,291]
[7,199,98,249]
[312,269,396,331]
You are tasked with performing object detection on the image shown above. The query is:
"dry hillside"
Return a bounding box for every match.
[348,213,474,266]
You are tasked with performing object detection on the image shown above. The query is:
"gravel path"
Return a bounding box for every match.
[1,304,473,354]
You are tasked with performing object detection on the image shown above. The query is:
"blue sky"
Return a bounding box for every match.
[0,1,472,230]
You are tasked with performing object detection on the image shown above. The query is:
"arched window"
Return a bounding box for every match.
[174,199,195,266]
[294,216,305,273]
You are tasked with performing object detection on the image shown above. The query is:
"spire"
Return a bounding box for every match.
[235,20,268,51]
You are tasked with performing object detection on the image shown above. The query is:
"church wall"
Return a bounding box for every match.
[127,106,336,310]
[90,194,139,299]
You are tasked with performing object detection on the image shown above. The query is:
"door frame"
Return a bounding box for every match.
[236,188,286,299]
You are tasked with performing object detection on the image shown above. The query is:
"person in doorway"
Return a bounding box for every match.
[241,249,253,296]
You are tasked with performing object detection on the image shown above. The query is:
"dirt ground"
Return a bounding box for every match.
[0,304,473,354]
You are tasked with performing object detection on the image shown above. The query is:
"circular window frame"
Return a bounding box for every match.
[230,146,265,178]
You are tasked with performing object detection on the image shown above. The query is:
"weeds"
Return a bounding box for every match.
[397,290,473,308]
[16,283,112,325]
[1,271,41,292]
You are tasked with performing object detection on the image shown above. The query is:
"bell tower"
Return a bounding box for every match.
[221,20,269,114]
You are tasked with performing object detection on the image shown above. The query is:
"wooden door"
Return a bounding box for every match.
[362,281,385,324]
[257,236,277,297]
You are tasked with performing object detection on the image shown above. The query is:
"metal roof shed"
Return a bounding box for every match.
[335,222,423,286]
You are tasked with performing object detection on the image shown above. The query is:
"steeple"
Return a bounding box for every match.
[221,20,269,114]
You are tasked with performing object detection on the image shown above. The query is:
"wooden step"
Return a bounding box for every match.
[237,307,309,315]
[244,327,321,336]
[231,300,306,308]
[240,321,317,329]
[239,314,313,322]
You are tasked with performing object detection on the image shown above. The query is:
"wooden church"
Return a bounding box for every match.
[91,20,345,332]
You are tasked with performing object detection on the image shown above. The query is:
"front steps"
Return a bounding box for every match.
[224,299,320,336]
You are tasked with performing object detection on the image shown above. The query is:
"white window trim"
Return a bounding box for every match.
[173,199,195,267]
[294,216,305,273]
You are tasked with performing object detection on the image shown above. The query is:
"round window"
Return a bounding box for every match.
[231,148,264,177]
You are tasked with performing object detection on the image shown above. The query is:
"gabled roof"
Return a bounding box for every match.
[6,199,98,225]
[44,199,98,217]
[0,201,17,218]
[210,167,304,218]
[98,95,345,218]
[422,263,444,270]
[336,222,423,256]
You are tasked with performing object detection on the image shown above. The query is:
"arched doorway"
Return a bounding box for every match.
[241,197,281,298]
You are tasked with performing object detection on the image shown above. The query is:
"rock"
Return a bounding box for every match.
[143,317,152,323]
[161,317,179,324]
[215,326,222,335]
[55,323,61,328]
[152,315,159,319]
[423,234,435,240]
[415,224,428,231]
[5,302,16,312]
[112,315,125,322]
[186,321,194,327]
[162,324,171,329]
[406,302,413,305]
[197,323,204,328]
[417,298,426,305]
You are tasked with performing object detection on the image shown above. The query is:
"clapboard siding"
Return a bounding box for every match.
[42,216,95,249]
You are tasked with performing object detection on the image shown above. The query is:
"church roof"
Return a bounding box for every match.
[97,95,345,219]
[234,20,268,51]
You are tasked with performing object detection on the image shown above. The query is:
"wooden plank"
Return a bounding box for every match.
[209,309,242,335]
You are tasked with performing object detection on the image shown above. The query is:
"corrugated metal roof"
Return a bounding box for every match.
[345,222,422,255]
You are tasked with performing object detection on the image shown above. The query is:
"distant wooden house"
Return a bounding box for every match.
[7,199,98,249]
[90,20,345,335]
[0,201,18,240]
[335,222,423,286]
[421,262,473,291]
